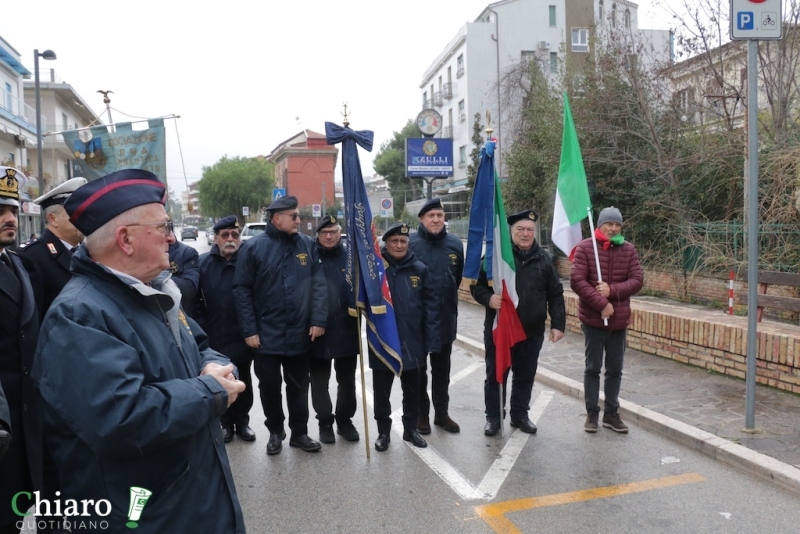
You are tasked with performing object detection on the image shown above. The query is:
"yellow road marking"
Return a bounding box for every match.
[474,472,705,533]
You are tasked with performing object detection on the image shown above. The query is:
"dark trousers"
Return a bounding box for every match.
[372,368,421,434]
[221,350,255,429]
[253,352,311,437]
[583,324,627,414]
[419,342,453,418]
[484,332,544,422]
[309,355,358,428]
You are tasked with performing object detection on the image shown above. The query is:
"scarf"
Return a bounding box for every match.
[594,227,625,250]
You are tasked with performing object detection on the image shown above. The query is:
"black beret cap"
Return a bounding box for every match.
[315,215,340,233]
[382,222,410,241]
[417,198,444,217]
[507,209,539,226]
[64,169,166,235]
[213,215,240,232]
[266,195,298,212]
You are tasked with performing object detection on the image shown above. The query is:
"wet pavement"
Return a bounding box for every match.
[455,297,800,470]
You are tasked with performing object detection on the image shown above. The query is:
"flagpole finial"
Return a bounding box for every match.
[341,102,350,128]
[485,126,494,138]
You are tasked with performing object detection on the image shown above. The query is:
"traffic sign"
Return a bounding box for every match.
[242,206,249,216]
[312,204,322,217]
[273,188,286,200]
[380,197,393,217]
[731,0,781,40]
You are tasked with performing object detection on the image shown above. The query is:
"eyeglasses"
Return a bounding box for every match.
[218,231,240,239]
[128,220,174,236]
[513,226,536,234]
[278,212,301,221]
[319,229,341,237]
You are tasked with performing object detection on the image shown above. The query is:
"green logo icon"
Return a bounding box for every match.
[126,487,152,529]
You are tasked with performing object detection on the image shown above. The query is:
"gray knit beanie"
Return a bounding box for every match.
[597,206,623,226]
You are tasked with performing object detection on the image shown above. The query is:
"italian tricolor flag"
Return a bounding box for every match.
[491,172,526,383]
[551,93,591,260]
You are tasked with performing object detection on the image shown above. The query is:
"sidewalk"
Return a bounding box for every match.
[455,297,800,495]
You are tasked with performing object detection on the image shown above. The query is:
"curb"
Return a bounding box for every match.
[454,333,800,498]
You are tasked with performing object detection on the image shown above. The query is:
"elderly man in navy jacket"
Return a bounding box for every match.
[34,170,246,533]
[233,195,327,456]
[409,198,464,435]
[371,223,440,452]
[197,215,256,443]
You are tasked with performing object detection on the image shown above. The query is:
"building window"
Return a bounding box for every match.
[612,3,617,27]
[458,100,465,122]
[62,113,68,131]
[459,145,467,166]
[624,8,631,28]
[521,50,536,62]
[4,83,11,112]
[550,52,558,73]
[423,91,427,108]
[549,5,556,27]
[457,54,464,78]
[599,0,604,21]
[572,28,589,53]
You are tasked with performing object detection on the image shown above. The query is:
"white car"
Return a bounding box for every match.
[241,223,266,241]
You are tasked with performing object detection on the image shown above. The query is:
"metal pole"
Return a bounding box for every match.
[745,39,759,429]
[426,178,433,201]
[34,51,43,189]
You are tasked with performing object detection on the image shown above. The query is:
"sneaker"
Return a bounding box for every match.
[584,412,598,433]
[319,426,335,444]
[602,412,629,434]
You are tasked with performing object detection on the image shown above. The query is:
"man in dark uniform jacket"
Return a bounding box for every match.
[19,177,86,318]
[409,198,464,435]
[370,223,440,452]
[168,240,201,318]
[0,381,10,461]
[471,209,565,437]
[310,215,360,444]
[0,167,45,533]
[197,215,256,443]
[233,195,327,456]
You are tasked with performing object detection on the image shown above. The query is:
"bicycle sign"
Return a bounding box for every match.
[730,0,782,40]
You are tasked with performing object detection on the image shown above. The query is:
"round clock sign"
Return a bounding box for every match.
[416,109,442,136]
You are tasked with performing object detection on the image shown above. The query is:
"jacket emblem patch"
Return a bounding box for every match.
[296,253,309,266]
[169,261,179,274]
[409,275,420,288]
[48,243,58,255]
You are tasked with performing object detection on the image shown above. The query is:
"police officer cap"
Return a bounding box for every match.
[34,177,88,209]
[418,198,444,217]
[213,215,240,232]
[266,195,298,213]
[507,209,538,226]
[0,166,26,207]
[64,169,167,236]
[315,215,340,233]
[382,222,410,241]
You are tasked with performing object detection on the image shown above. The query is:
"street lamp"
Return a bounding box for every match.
[34,48,57,197]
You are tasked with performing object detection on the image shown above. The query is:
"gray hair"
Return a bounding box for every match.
[84,205,148,256]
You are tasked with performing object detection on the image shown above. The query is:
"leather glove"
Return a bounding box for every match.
[0,426,10,462]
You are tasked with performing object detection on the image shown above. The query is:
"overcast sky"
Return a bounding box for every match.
[6,0,670,194]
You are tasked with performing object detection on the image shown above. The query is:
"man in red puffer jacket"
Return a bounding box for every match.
[570,207,643,435]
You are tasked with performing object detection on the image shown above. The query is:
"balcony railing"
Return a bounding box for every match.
[459,113,466,122]
[423,99,434,109]
[433,92,443,107]
[457,66,464,78]
[0,90,39,129]
[442,82,453,100]
[443,125,453,138]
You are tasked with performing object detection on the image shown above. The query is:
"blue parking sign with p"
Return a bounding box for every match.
[738,11,754,30]
[273,188,286,201]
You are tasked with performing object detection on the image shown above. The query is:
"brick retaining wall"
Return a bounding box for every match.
[459,284,800,395]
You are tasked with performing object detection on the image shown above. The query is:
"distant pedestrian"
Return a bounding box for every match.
[371,223,440,452]
[197,215,256,444]
[471,209,565,437]
[310,215,360,444]
[570,207,643,434]
[168,240,201,318]
[233,195,327,456]
[409,198,463,435]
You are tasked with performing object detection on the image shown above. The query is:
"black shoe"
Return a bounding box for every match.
[375,433,391,452]
[510,418,538,434]
[319,426,335,444]
[417,416,431,435]
[402,430,428,448]
[235,424,256,442]
[266,431,286,456]
[290,434,322,452]
[484,420,500,436]
[433,414,461,433]
[223,426,234,443]
[337,424,360,442]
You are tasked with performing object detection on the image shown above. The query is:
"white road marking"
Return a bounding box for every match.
[362,360,554,501]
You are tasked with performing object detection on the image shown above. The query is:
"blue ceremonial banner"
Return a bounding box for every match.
[62,119,167,184]
[405,138,454,177]
[463,140,496,283]
[325,122,403,376]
